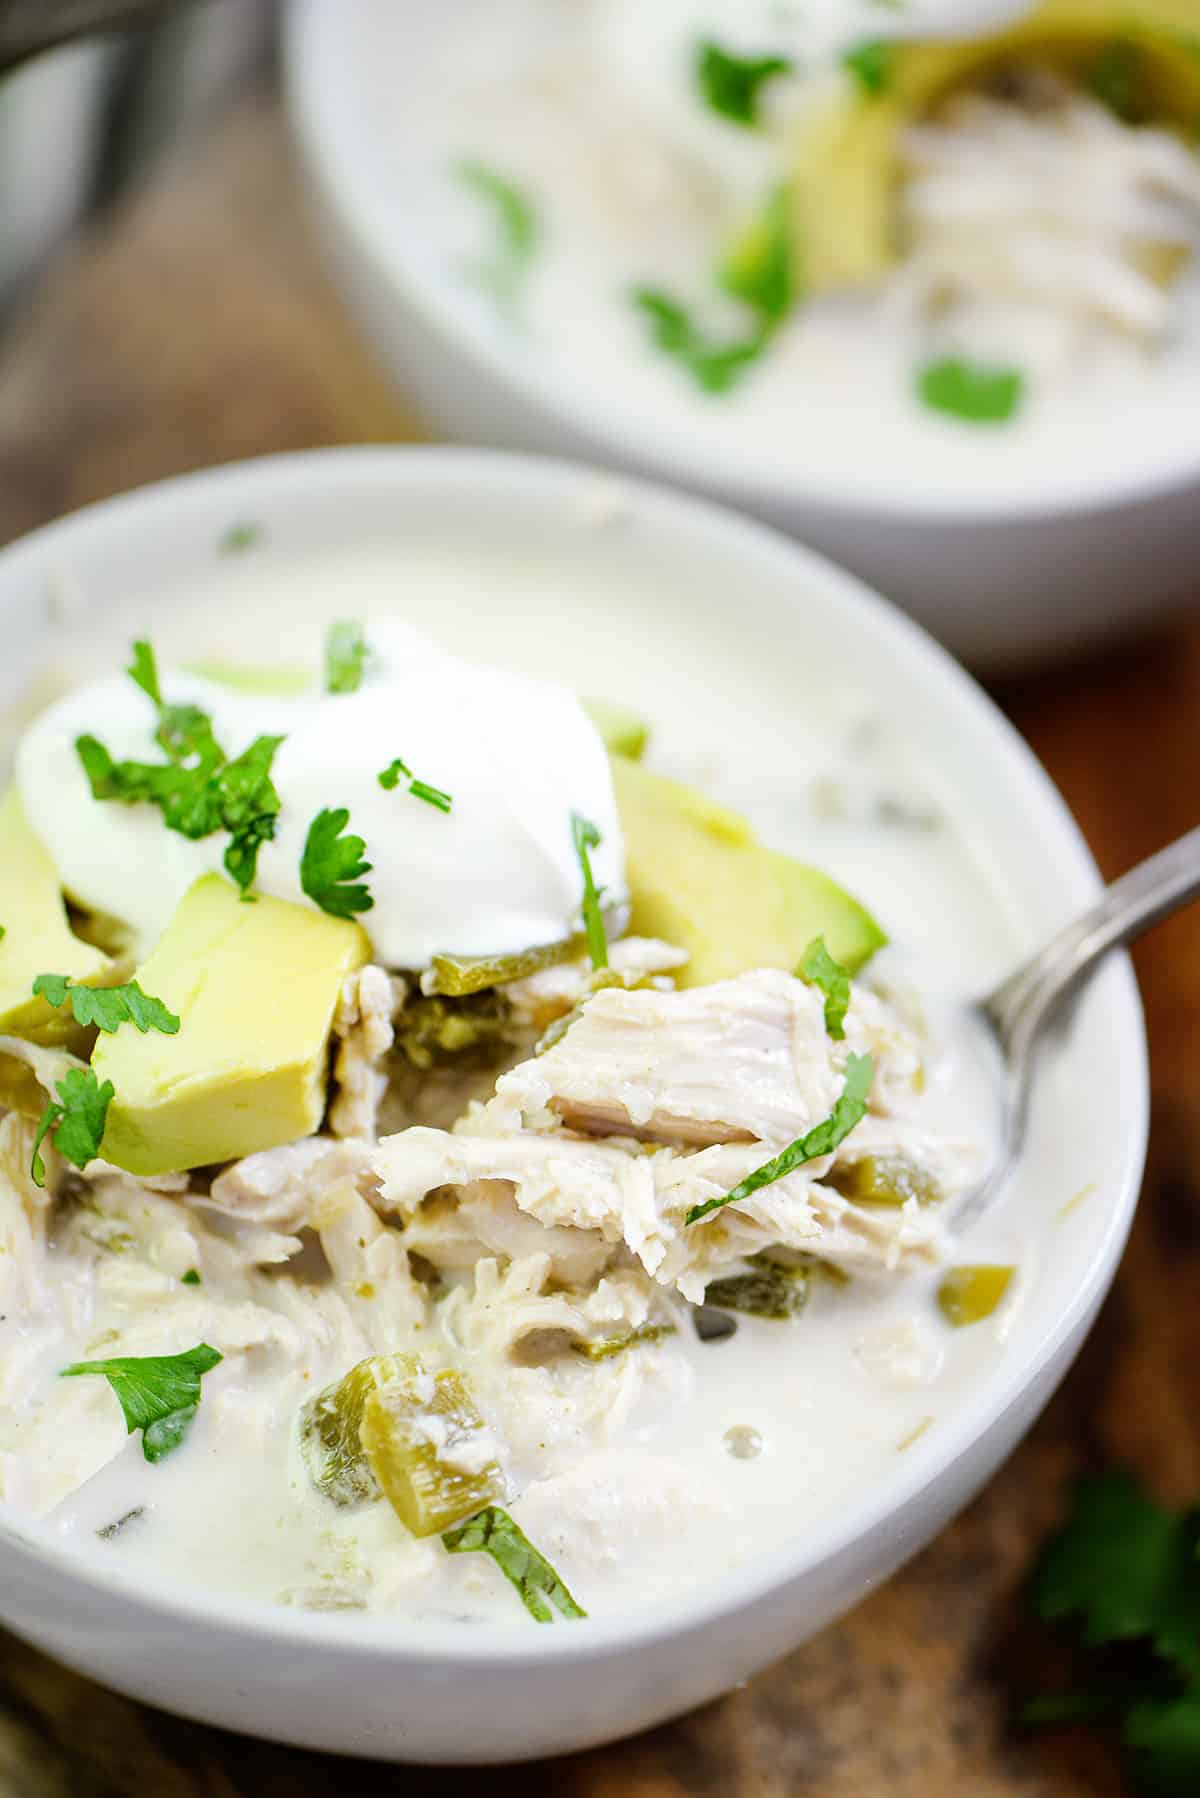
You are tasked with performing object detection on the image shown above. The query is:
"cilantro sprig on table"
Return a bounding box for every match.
[1024,1471,1200,1794]
[300,806,374,918]
[76,639,284,898]
[686,1053,874,1225]
[33,974,180,1037]
[695,39,794,126]
[61,1344,223,1463]
[442,1506,585,1623]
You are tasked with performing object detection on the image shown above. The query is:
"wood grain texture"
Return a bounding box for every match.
[0,86,1195,1798]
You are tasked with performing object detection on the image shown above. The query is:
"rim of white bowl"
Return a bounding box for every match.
[285,0,1200,526]
[0,445,1148,1666]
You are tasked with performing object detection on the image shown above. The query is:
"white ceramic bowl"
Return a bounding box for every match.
[284,0,1200,672]
[0,447,1147,1762]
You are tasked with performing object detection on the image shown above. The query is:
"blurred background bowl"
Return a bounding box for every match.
[284,0,1200,675]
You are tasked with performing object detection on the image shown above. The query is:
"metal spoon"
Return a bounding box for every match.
[955,824,1200,1231]
[0,0,193,74]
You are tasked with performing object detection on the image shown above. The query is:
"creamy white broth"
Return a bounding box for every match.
[0,519,1056,1629]
[340,0,1200,505]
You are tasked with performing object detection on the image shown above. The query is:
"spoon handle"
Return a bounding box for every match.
[0,0,188,73]
[983,823,1200,1058]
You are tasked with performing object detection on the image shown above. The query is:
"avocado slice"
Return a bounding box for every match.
[93,873,370,1176]
[791,0,1200,292]
[583,699,650,761]
[610,757,885,987]
[0,788,114,1046]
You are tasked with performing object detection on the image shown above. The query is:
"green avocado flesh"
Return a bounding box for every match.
[790,0,1200,293]
[611,756,885,987]
[92,874,369,1176]
[0,788,113,1048]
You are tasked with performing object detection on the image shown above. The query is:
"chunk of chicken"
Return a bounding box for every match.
[494,969,920,1150]
[203,1137,376,1235]
[329,965,398,1140]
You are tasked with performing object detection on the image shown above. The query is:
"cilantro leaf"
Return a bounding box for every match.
[455,159,540,313]
[1031,1472,1200,1677]
[633,289,768,394]
[77,642,285,899]
[798,935,851,1040]
[686,1053,874,1225]
[442,1506,586,1623]
[127,639,162,707]
[377,758,453,812]
[842,38,896,95]
[570,811,608,971]
[324,621,371,695]
[695,39,793,126]
[300,807,374,918]
[30,1067,115,1187]
[1125,1696,1200,1797]
[720,184,795,325]
[917,357,1025,425]
[61,1344,222,1464]
[220,521,259,553]
[32,974,180,1037]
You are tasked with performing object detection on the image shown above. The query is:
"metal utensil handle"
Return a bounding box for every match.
[0,0,191,73]
[984,824,1200,1057]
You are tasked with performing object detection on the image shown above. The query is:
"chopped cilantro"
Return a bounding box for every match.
[377,758,453,813]
[633,289,768,394]
[1087,39,1147,123]
[30,1067,115,1187]
[32,974,180,1037]
[61,1343,222,1463]
[300,806,374,918]
[324,620,371,695]
[720,184,795,324]
[220,522,260,553]
[917,356,1025,425]
[686,1054,873,1225]
[442,1506,585,1623]
[842,38,895,95]
[77,639,284,898]
[455,159,540,313]
[1024,1471,1200,1794]
[570,811,608,971]
[181,1269,202,1286]
[798,936,851,1040]
[695,39,793,126]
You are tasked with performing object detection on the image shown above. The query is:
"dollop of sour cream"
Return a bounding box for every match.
[16,620,626,968]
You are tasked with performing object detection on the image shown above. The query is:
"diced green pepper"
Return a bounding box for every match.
[936,1264,1014,1328]
[360,1361,504,1538]
[828,1155,942,1207]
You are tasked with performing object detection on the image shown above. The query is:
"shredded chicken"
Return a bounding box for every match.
[329,965,398,1139]
[504,936,689,1033]
[204,1137,376,1235]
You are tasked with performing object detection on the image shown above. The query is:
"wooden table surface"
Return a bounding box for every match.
[0,90,1197,1798]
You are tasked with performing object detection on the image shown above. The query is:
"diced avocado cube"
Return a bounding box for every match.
[583,699,650,761]
[610,757,885,987]
[0,788,113,1045]
[92,873,369,1175]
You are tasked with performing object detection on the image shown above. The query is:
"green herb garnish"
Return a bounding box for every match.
[798,935,851,1040]
[30,1067,115,1188]
[300,806,374,918]
[77,640,284,898]
[695,39,793,126]
[570,811,608,970]
[61,1343,222,1463]
[442,1506,586,1623]
[181,1269,202,1286]
[633,289,768,394]
[324,620,371,695]
[1023,1471,1200,1792]
[842,38,895,95]
[378,758,453,813]
[455,159,540,312]
[917,357,1025,425]
[686,1053,874,1225]
[32,974,180,1037]
[220,522,260,553]
[720,184,795,325]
